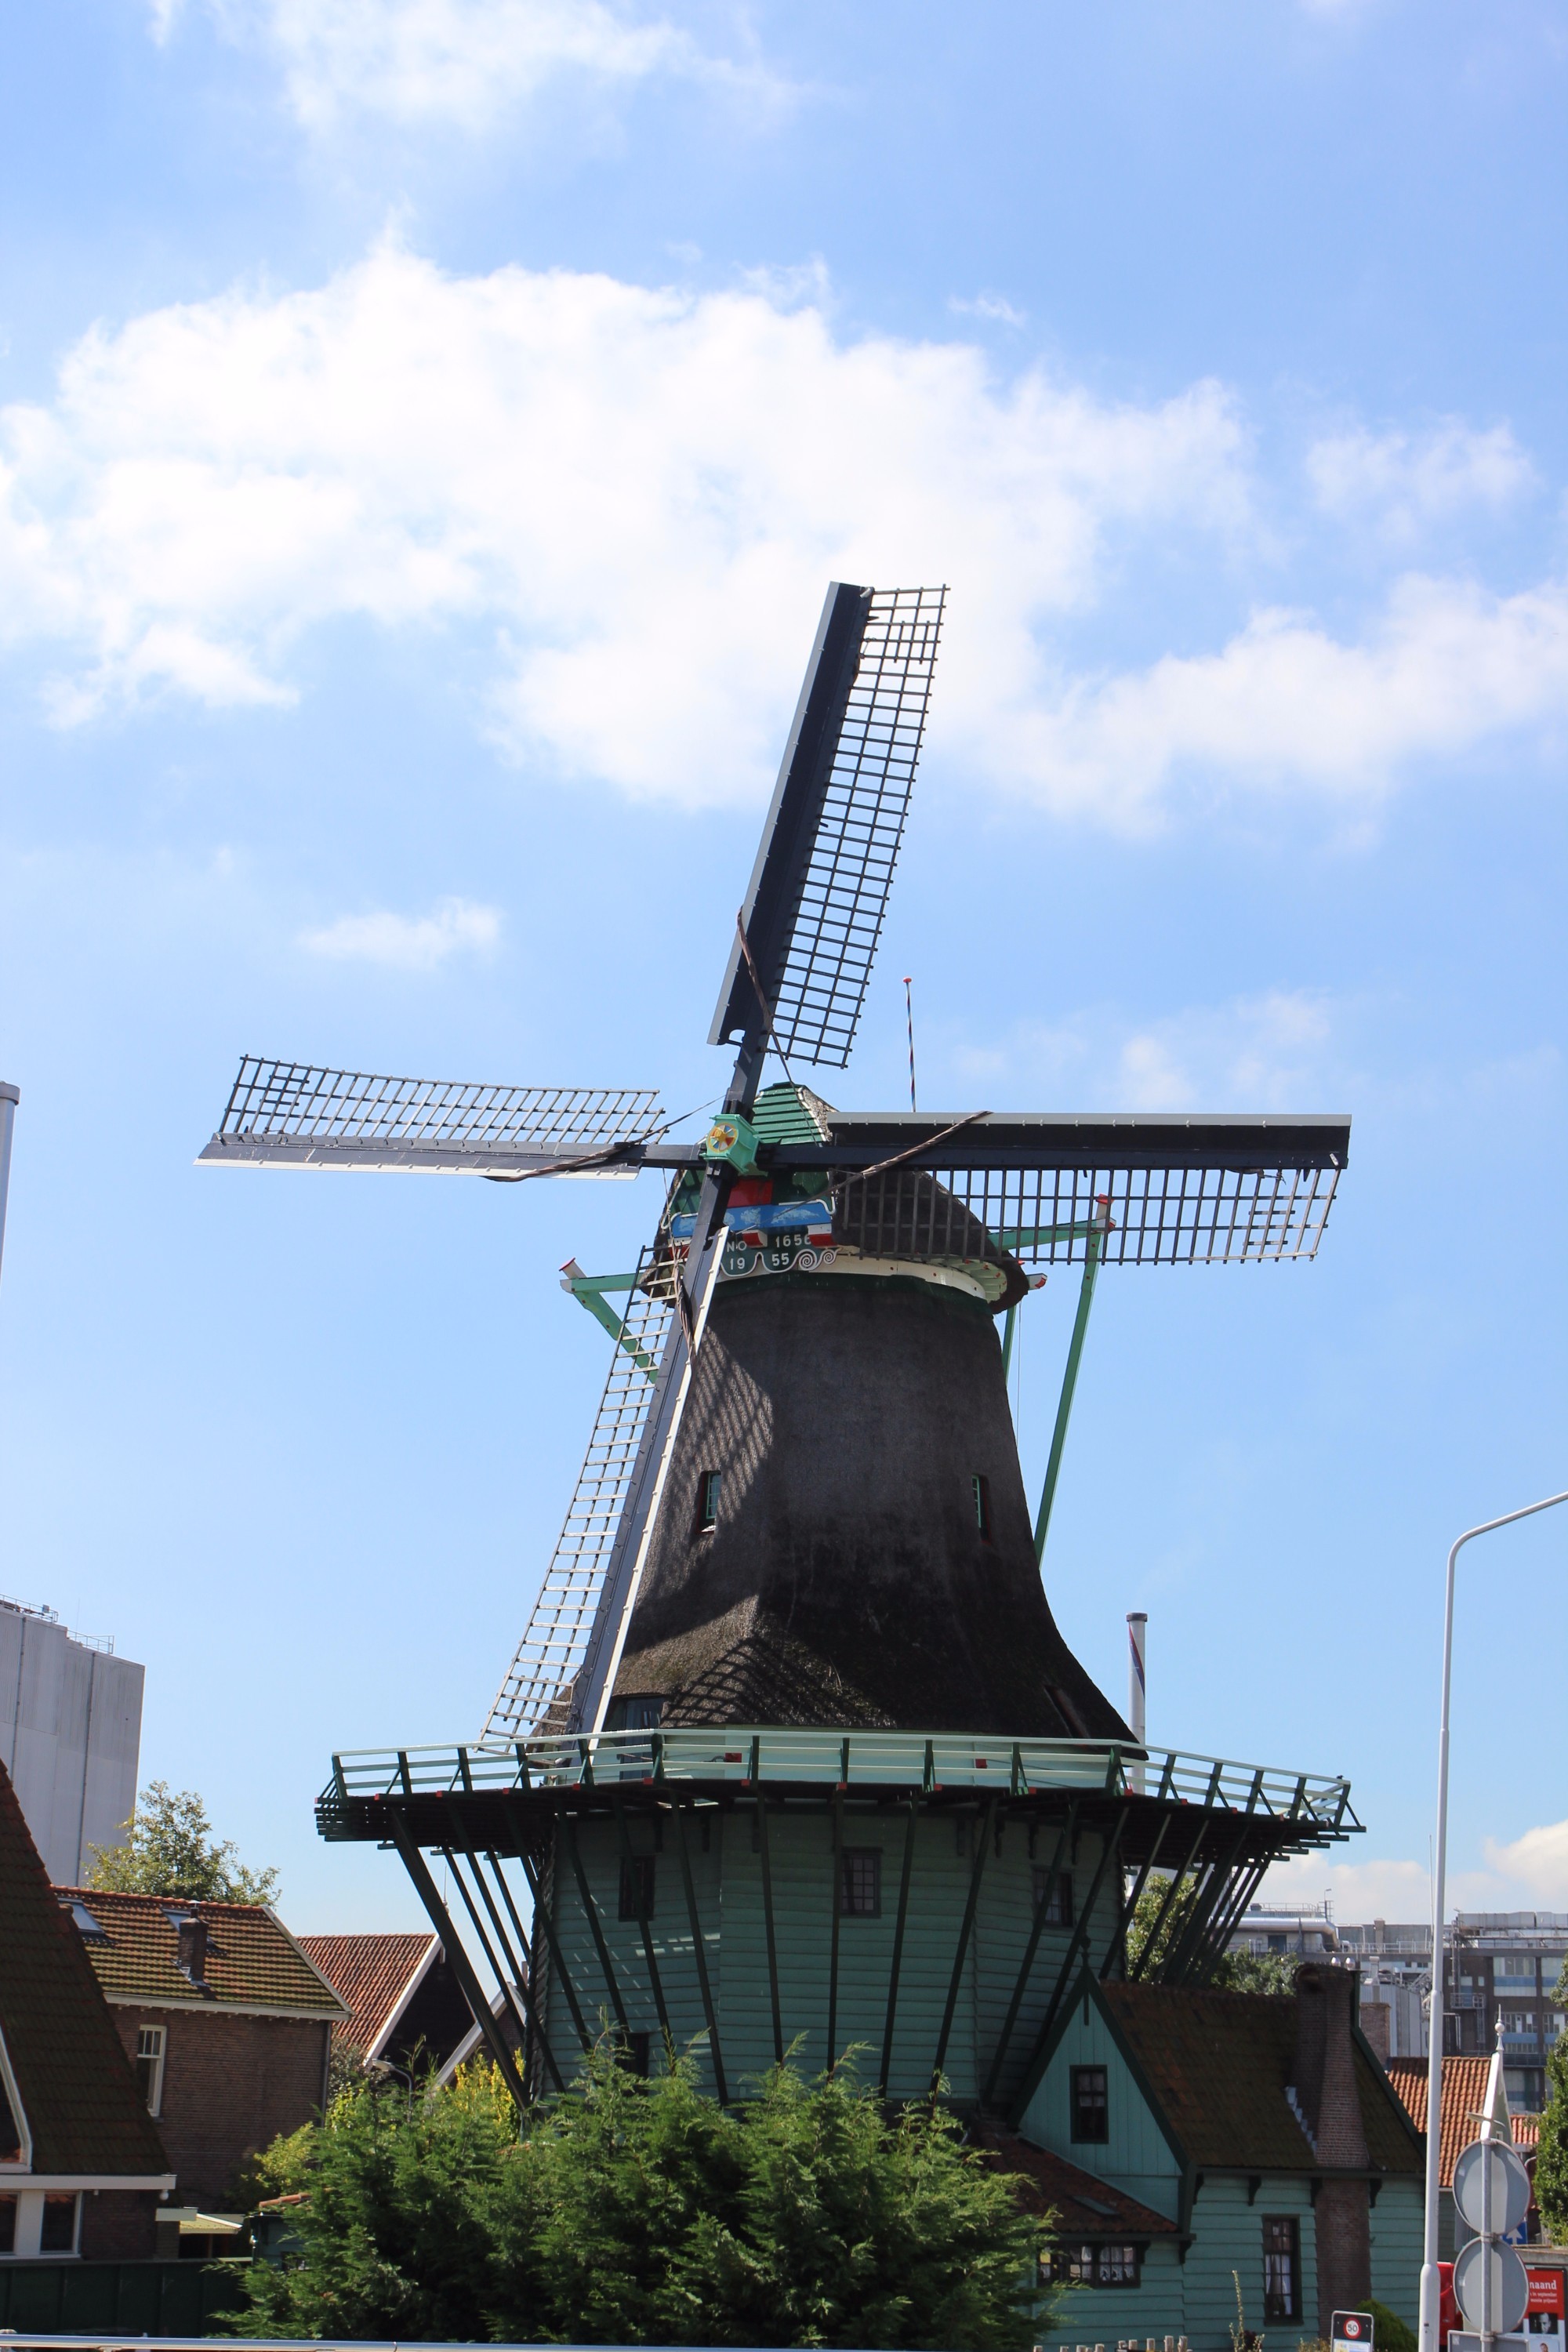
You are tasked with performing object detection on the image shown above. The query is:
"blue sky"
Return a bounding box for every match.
[0,0,1564,1933]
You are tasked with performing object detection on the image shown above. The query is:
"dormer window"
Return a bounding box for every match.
[61,1899,107,1943]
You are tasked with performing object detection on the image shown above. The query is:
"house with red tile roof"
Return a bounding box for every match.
[0,1760,175,2263]
[296,1933,474,2074]
[1014,1965,1424,2346]
[56,1886,347,2230]
[1385,2056,1541,2254]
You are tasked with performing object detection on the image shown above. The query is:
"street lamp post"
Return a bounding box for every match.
[1418,1487,1568,2352]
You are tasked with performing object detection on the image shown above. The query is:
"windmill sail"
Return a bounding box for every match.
[710,583,945,1069]
[199,1058,662,1174]
[483,1251,676,1740]
[807,1112,1351,1265]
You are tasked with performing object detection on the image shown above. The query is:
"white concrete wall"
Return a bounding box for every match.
[0,1605,143,1884]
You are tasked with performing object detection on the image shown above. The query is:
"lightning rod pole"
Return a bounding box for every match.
[1418,1486,1568,2352]
[0,1083,17,1294]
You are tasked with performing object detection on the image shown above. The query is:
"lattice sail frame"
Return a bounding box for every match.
[838,1159,1341,1265]
[769,586,943,1068]
[483,1250,674,1740]
[201,1058,662,1172]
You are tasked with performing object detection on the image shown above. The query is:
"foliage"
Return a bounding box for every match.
[1536,1958,1568,2242]
[1230,2266,1263,2352]
[236,2039,1047,2347]
[1124,1875,1301,1991]
[1124,1871,1206,1976]
[1360,2297,1418,2352]
[1214,1950,1301,1994]
[88,1780,280,1904]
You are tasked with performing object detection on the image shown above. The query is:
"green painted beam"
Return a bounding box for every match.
[1033,1218,1105,1563]
[561,1265,659,1379]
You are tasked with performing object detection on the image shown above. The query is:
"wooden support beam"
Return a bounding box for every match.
[612,1792,672,2046]
[933,1795,998,2089]
[384,1808,531,2110]
[1126,1813,1209,1981]
[443,1843,562,2095]
[557,1811,630,2036]
[671,1802,728,2103]
[826,1791,844,2070]
[508,1809,593,2053]
[1101,1815,1173,1983]
[982,1797,1080,2109]
[755,1798,784,2067]
[878,1798,919,2095]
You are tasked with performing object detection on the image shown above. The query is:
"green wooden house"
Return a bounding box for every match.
[1000,1967,1424,2346]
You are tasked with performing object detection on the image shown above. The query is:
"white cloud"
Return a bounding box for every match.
[1,244,1564,826]
[0,243,1248,800]
[1013,576,1568,825]
[157,0,777,132]
[1308,421,1537,539]
[300,895,501,968]
[1261,1849,1431,1924]
[955,989,1339,1112]
[1260,1817,1568,1924]
[1485,1819,1568,1908]
[949,292,1026,328]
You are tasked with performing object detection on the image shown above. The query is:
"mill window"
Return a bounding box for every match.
[1032,1867,1073,1926]
[695,1471,722,1534]
[1262,2216,1300,2321]
[40,2192,80,2254]
[1070,2063,1109,2143]
[840,1849,882,1917]
[621,1696,664,1731]
[135,2024,166,2116]
[971,1474,993,1540]
[619,1857,655,1921]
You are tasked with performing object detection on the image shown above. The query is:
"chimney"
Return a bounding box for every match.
[1359,1998,1392,2068]
[173,1914,209,1985]
[1292,1964,1370,2335]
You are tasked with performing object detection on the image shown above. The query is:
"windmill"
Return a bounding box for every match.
[205,581,1359,2112]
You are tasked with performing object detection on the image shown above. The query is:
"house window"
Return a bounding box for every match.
[840,1849,882,1917]
[1071,2063,1109,2143]
[972,1474,993,1539]
[1040,2243,1141,2288]
[695,1471,722,1534]
[619,1857,655,1921]
[136,2024,166,2117]
[40,2193,80,2255]
[1262,2216,1300,2321]
[0,2198,15,2255]
[1033,1867,1073,1926]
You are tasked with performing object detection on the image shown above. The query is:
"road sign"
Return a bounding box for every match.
[1455,2238,1531,2336]
[1454,2139,1533,2238]
[1333,2314,1374,2351]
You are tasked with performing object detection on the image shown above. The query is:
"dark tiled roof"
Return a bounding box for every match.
[1385,2057,1501,2186]
[56,1888,346,2020]
[0,1760,171,2180]
[1101,1983,1423,2175]
[296,1933,435,2055]
[971,2122,1178,2234]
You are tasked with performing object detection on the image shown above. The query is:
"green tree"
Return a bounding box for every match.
[1536,1958,1568,2242]
[88,1780,280,1904]
[1124,1874,1299,1991]
[238,2042,1048,2348]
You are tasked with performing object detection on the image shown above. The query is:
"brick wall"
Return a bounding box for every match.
[110,2007,331,2209]
[78,2189,160,2260]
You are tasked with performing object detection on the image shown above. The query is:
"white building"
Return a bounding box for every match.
[0,1595,143,1886]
